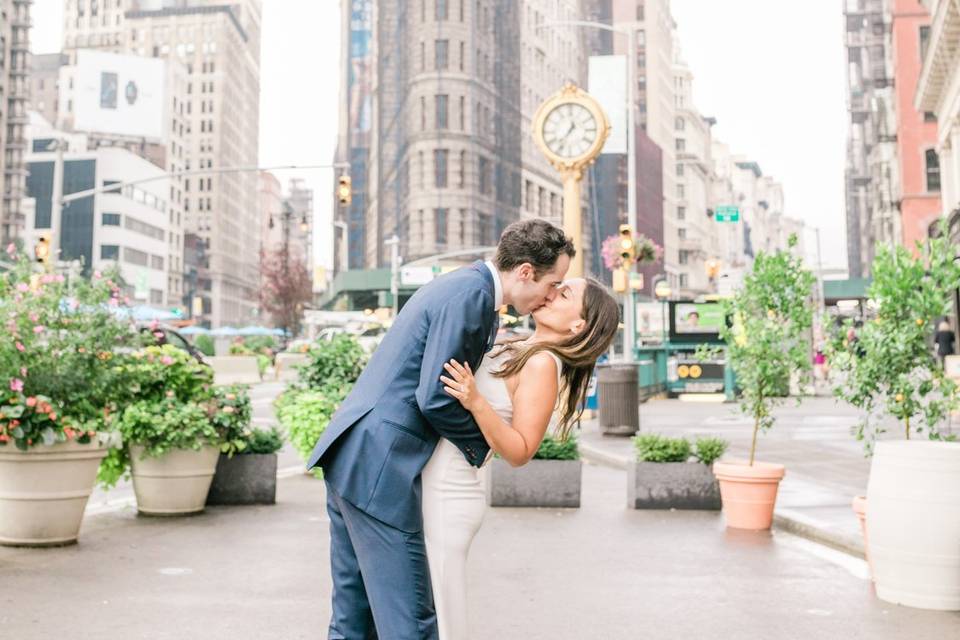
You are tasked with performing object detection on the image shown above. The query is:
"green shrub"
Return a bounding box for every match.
[256,354,271,376]
[296,334,366,390]
[277,386,351,477]
[229,341,254,356]
[244,426,284,455]
[633,433,692,463]
[194,334,215,357]
[244,335,276,353]
[533,433,579,461]
[694,437,728,465]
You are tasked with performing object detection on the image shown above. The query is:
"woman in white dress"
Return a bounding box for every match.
[421,277,620,639]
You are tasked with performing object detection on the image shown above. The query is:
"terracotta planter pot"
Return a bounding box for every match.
[130,445,219,516]
[0,440,108,547]
[867,441,960,611]
[712,460,785,530]
[851,495,874,579]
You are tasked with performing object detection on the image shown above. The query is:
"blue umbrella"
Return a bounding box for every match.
[210,326,240,337]
[179,325,209,335]
[238,325,273,336]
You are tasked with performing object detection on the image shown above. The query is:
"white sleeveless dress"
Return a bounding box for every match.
[421,348,561,640]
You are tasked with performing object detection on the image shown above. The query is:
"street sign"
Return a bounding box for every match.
[714,205,740,223]
[401,266,435,286]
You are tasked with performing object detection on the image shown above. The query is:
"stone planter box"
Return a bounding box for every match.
[206,453,278,505]
[487,458,581,508]
[627,460,721,510]
[130,445,219,516]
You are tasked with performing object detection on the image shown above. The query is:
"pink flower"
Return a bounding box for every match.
[29,313,38,323]
[93,270,102,279]
[16,283,29,293]
[108,298,119,307]
[69,299,79,311]
[20,367,26,377]
[25,397,36,407]
[153,331,164,339]
[149,320,159,330]
[41,274,55,284]
[160,355,174,365]
[9,379,23,393]
[55,274,65,283]
[5,243,15,256]
[123,297,131,305]
[15,342,24,352]
[33,325,44,334]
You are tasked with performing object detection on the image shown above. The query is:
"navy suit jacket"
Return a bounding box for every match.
[306,262,496,533]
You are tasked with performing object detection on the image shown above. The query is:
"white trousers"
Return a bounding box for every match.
[421,438,487,640]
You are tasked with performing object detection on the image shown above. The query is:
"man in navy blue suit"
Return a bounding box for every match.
[307,219,575,638]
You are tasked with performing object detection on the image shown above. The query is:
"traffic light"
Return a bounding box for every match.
[34,235,51,264]
[337,174,352,206]
[705,258,722,280]
[618,224,635,264]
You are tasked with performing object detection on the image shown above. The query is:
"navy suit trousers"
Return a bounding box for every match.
[326,481,439,640]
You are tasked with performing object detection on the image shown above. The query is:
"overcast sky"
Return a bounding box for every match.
[31,0,846,272]
[672,0,848,270]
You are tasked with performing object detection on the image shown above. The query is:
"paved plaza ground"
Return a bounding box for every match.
[2,462,958,639]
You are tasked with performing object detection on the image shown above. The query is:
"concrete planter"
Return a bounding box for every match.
[130,445,219,516]
[487,458,581,508]
[0,440,108,547]
[206,453,278,505]
[627,461,721,510]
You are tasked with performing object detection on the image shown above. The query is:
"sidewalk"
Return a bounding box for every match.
[2,463,956,638]
[577,396,882,558]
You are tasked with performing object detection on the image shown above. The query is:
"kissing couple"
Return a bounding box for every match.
[307,219,619,639]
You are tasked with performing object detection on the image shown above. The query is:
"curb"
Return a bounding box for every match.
[579,442,867,561]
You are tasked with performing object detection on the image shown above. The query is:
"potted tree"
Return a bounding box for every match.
[487,434,582,508]
[206,384,284,505]
[99,345,221,515]
[705,235,815,530]
[628,434,727,509]
[0,248,137,546]
[828,228,960,610]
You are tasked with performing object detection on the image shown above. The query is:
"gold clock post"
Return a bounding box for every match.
[532,83,611,278]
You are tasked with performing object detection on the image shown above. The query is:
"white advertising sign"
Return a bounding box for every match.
[401,266,436,286]
[588,55,627,154]
[73,50,166,139]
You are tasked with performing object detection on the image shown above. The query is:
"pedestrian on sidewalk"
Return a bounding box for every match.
[935,317,955,366]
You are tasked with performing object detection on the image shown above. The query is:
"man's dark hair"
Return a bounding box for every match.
[494,219,575,279]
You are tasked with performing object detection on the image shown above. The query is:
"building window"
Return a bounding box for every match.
[679,273,689,288]
[150,289,164,305]
[675,116,684,130]
[678,227,687,239]
[436,39,449,70]
[434,149,449,188]
[102,213,121,226]
[920,26,931,63]
[459,150,466,187]
[926,148,941,192]
[924,111,937,123]
[101,244,119,260]
[675,138,685,152]
[436,94,448,129]
[636,4,644,20]
[478,156,490,194]
[676,163,684,177]
[459,96,465,129]
[421,42,426,71]
[459,208,468,244]
[477,212,492,245]
[421,96,427,129]
[677,184,685,199]
[677,206,686,220]
[459,41,465,71]
[436,0,448,20]
[419,151,426,188]
[123,247,149,266]
[150,255,165,270]
[679,250,689,265]
[435,208,448,245]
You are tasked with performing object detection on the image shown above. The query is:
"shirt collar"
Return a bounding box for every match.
[484,260,503,310]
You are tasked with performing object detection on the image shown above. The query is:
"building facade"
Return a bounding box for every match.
[25,142,173,304]
[61,0,263,326]
[338,0,588,273]
[1,0,32,245]
[844,0,899,277]
[892,0,941,250]
[28,53,67,128]
[916,0,960,233]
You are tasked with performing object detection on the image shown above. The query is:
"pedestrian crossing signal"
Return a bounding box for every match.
[618,224,635,264]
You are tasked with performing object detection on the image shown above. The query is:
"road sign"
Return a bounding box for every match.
[401,266,435,286]
[714,205,740,223]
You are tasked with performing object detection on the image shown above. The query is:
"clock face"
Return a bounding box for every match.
[542,102,599,159]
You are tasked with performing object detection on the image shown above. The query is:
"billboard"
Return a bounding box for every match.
[73,50,166,139]
[672,302,726,336]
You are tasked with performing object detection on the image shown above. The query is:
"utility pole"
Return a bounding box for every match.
[48,139,65,262]
[386,235,400,317]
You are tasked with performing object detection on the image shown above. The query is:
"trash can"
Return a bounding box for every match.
[597,362,640,436]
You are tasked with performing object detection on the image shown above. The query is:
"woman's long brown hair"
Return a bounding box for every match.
[491,278,620,439]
